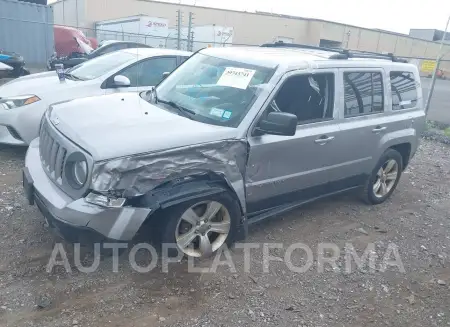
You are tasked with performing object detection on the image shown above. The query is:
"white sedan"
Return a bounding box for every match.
[0,62,13,71]
[0,48,191,145]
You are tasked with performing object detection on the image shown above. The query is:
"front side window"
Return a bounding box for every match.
[119,57,177,87]
[390,71,418,110]
[265,73,334,125]
[344,72,384,117]
[68,51,136,80]
[152,53,276,127]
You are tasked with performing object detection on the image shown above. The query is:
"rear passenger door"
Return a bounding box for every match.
[332,68,388,186]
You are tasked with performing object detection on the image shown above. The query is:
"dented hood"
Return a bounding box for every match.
[49,93,239,161]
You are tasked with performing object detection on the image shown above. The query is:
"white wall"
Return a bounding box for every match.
[51,0,86,29]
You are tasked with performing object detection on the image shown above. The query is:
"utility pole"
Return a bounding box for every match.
[187,12,194,51]
[75,0,78,28]
[176,9,182,50]
[425,16,450,114]
[346,30,351,49]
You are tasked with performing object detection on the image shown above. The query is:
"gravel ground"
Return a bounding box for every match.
[0,139,450,327]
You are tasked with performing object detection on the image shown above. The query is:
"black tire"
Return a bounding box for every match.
[11,68,22,78]
[361,149,403,205]
[21,68,30,76]
[150,190,242,259]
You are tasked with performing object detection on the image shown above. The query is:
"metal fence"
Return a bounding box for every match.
[75,24,450,76]
[1,9,450,76]
[0,0,54,66]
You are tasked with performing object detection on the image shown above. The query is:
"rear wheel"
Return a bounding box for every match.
[362,149,403,205]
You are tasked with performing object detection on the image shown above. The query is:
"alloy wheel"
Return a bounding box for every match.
[373,159,399,198]
[175,201,231,258]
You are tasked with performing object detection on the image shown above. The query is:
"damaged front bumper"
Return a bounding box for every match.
[24,139,151,242]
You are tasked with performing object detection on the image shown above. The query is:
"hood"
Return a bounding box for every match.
[75,37,94,54]
[49,93,239,161]
[0,72,79,97]
[0,62,12,71]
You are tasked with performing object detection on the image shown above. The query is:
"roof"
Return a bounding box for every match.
[121,48,192,57]
[201,46,417,71]
[202,47,332,68]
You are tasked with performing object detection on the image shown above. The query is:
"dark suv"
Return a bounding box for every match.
[47,41,152,70]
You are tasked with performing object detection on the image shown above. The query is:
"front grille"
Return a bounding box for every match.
[39,120,67,184]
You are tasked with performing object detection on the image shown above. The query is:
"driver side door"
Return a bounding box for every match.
[103,56,178,94]
[245,69,341,215]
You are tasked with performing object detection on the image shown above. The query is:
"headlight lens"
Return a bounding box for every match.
[65,152,89,189]
[0,95,40,110]
[73,160,88,186]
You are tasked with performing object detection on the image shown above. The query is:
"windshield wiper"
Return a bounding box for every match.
[158,98,196,119]
[63,72,83,81]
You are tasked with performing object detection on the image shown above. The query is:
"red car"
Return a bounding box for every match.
[53,25,96,57]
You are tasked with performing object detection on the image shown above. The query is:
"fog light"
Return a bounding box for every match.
[85,193,126,208]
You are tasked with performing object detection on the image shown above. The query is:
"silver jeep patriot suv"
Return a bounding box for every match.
[23,43,425,258]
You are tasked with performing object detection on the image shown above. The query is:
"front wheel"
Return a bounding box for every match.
[156,191,241,259]
[362,149,403,205]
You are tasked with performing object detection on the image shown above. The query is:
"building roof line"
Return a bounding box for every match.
[133,0,450,46]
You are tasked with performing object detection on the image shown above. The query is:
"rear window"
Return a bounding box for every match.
[390,71,418,110]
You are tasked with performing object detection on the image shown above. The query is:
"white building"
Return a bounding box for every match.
[50,0,450,72]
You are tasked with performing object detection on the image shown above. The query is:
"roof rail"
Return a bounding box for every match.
[260,41,408,63]
[260,41,342,53]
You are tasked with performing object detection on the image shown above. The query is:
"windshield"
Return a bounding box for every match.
[68,51,136,80]
[153,53,275,127]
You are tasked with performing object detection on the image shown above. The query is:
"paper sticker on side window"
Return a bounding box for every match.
[216,67,256,89]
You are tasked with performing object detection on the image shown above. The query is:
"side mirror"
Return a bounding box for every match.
[113,75,131,87]
[256,112,297,136]
[162,72,170,80]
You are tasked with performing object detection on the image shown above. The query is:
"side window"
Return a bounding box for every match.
[118,57,177,87]
[390,71,418,110]
[344,72,384,117]
[180,56,190,64]
[92,46,108,57]
[267,73,334,125]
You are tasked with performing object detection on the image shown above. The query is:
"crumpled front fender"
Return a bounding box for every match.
[91,139,248,214]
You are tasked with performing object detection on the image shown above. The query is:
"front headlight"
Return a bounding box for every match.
[65,152,88,189]
[73,160,88,185]
[0,95,40,110]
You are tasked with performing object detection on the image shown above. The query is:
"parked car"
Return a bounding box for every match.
[97,40,121,48]
[47,41,152,70]
[0,50,30,78]
[427,69,446,79]
[23,44,425,259]
[0,62,13,72]
[0,48,191,145]
[53,25,96,58]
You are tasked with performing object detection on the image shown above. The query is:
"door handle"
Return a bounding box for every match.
[372,126,387,133]
[314,136,335,144]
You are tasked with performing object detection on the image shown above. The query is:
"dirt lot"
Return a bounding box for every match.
[0,139,449,327]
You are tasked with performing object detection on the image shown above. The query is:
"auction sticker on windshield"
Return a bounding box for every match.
[217,67,256,89]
